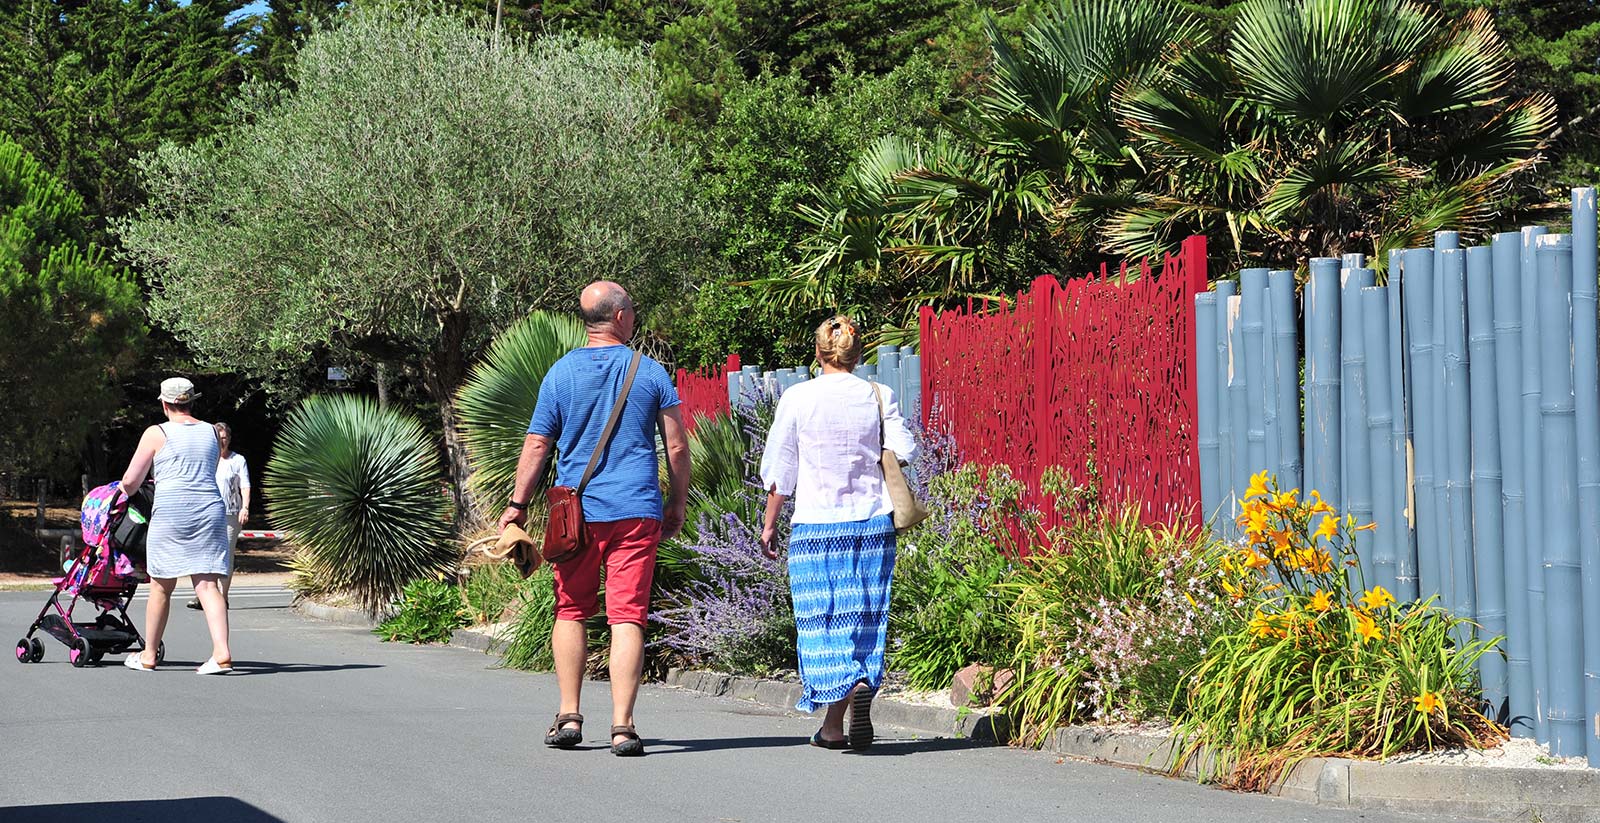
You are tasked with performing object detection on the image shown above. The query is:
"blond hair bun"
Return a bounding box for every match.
[815,314,863,370]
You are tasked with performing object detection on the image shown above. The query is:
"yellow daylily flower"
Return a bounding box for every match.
[1245,471,1271,501]
[1314,515,1339,541]
[1354,611,1383,644]
[1308,491,1336,515]
[1308,590,1333,613]
[1240,549,1271,570]
[1413,691,1443,715]
[1360,585,1396,611]
[1270,529,1294,557]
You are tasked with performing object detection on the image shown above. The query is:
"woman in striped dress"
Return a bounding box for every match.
[119,378,234,674]
[759,316,916,750]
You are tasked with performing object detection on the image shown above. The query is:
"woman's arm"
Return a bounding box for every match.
[239,458,252,523]
[879,386,918,464]
[119,426,165,497]
[760,488,787,559]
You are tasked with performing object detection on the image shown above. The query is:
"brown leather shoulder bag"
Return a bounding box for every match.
[543,349,644,564]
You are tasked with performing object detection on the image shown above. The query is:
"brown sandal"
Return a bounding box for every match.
[545,712,583,748]
[610,724,644,757]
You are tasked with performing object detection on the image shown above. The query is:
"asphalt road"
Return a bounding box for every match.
[0,588,1473,823]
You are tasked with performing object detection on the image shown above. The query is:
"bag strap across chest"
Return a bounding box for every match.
[576,349,644,495]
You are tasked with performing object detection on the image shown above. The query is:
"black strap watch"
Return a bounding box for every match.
[507,499,529,511]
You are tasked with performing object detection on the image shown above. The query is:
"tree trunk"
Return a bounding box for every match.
[422,313,484,537]
[375,361,390,410]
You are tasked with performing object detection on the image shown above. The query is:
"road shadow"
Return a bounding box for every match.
[150,660,385,676]
[640,734,988,756]
[0,796,284,822]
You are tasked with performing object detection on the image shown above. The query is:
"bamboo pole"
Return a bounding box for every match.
[1388,249,1419,601]
[1467,245,1508,719]
[1431,234,1458,614]
[1342,267,1377,578]
[1307,258,1342,511]
[1440,248,1477,633]
[1341,253,1366,505]
[1571,187,1600,765]
[1216,281,1238,537]
[1228,294,1250,531]
[1538,232,1584,757]
[1197,293,1221,526]
[1363,286,1399,595]
[1260,278,1281,486]
[1492,231,1535,735]
[1403,247,1442,601]
[1524,224,1552,744]
[1242,269,1270,482]
[1270,270,1301,491]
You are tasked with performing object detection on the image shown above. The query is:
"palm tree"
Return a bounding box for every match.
[1112,0,1556,268]
[778,0,1203,332]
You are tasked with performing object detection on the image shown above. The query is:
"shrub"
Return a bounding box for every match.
[374,577,469,644]
[1171,473,1504,790]
[462,561,523,625]
[652,496,798,676]
[1000,499,1228,741]
[889,464,1026,691]
[268,395,457,614]
[497,567,558,672]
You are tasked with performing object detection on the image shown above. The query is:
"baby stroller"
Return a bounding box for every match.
[13,482,163,668]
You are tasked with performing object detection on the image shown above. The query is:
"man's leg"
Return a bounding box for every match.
[608,622,644,734]
[552,618,587,727]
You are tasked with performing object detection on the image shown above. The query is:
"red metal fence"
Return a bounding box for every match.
[676,354,740,431]
[918,235,1208,530]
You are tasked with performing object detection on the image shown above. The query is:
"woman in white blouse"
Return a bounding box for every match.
[759,315,916,750]
[189,422,250,611]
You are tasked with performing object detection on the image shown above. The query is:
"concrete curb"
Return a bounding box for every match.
[290,598,385,628]
[289,601,1600,822]
[665,667,1600,822]
[662,668,1008,743]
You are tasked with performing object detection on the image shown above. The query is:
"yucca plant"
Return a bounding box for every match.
[268,394,457,614]
[683,410,749,501]
[456,310,587,517]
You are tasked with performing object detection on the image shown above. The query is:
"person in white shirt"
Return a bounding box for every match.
[189,421,250,611]
[758,315,916,751]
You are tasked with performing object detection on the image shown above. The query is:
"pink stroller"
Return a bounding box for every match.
[13,482,163,667]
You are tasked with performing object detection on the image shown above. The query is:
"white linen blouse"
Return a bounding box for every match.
[758,373,918,525]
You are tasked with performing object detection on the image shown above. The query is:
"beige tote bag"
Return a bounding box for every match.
[872,383,929,533]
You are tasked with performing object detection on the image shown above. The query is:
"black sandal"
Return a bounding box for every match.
[810,729,849,750]
[544,712,583,748]
[610,724,645,757]
[848,682,875,750]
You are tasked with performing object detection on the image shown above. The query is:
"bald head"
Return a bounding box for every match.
[579,281,632,326]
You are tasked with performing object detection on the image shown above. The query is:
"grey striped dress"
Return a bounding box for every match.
[146,421,231,579]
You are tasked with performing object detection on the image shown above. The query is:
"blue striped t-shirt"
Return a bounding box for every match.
[528,345,680,523]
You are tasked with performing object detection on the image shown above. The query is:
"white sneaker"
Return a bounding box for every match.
[196,657,233,675]
[123,653,155,672]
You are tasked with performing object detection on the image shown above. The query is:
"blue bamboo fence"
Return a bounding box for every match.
[1196,187,1600,761]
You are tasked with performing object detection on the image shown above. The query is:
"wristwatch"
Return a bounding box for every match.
[507,500,529,511]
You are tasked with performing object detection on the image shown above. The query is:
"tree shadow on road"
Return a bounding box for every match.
[1,796,284,822]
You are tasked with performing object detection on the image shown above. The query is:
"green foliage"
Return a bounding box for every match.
[455,311,588,516]
[1441,0,1600,215]
[0,133,143,480]
[269,394,457,614]
[0,0,248,237]
[889,464,1024,690]
[497,567,558,672]
[462,561,524,625]
[670,61,956,366]
[683,411,751,501]
[118,7,716,520]
[375,577,470,644]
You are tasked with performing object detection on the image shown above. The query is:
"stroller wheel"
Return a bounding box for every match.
[13,638,27,664]
[29,637,43,662]
[155,641,166,665]
[69,638,92,668]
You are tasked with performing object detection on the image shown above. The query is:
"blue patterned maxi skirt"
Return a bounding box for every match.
[787,515,897,712]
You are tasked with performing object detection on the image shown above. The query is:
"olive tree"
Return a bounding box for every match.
[119,6,715,528]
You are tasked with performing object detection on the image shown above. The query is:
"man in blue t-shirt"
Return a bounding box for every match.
[498,281,691,758]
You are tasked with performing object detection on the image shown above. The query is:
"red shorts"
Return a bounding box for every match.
[552,517,660,626]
